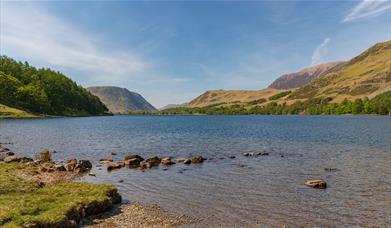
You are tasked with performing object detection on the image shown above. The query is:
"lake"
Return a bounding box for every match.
[1,115,390,226]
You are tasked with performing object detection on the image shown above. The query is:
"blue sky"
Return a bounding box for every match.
[1,1,390,108]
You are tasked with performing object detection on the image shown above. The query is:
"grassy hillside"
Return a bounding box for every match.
[187,88,287,108]
[269,61,343,89]
[87,86,157,113]
[0,56,108,116]
[288,40,391,102]
[0,104,39,119]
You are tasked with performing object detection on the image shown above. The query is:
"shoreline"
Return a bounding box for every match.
[0,146,191,227]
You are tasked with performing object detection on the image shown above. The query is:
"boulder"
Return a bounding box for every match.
[191,156,206,164]
[20,157,34,163]
[111,152,117,155]
[229,155,236,159]
[88,172,96,177]
[74,164,86,173]
[242,152,254,157]
[54,164,66,171]
[77,160,92,169]
[0,145,10,153]
[324,168,338,172]
[161,157,175,166]
[6,151,15,156]
[64,159,78,171]
[4,156,20,163]
[176,157,191,164]
[99,158,113,164]
[124,154,144,161]
[145,156,161,166]
[124,158,141,166]
[107,162,122,171]
[304,179,327,189]
[256,152,269,156]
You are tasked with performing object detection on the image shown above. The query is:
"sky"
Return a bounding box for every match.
[0,1,390,108]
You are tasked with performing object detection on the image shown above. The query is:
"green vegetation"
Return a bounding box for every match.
[0,162,118,227]
[159,91,391,115]
[0,56,108,116]
[269,90,291,100]
[0,104,39,119]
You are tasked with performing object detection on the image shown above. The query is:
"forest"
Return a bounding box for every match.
[0,56,108,116]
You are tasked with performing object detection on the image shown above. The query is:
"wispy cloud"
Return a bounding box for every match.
[0,3,149,82]
[311,38,331,66]
[343,0,391,22]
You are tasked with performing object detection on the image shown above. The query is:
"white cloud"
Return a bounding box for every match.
[0,3,149,82]
[343,0,391,22]
[311,38,331,66]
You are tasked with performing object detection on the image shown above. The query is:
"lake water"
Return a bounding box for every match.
[1,115,390,227]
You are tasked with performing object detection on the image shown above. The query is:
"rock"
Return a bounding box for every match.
[20,157,34,163]
[124,158,141,166]
[161,157,175,166]
[99,158,113,164]
[0,145,10,153]
[324,168,338,172]
[88,172,96,177]
[229,155,236,159]
[74,164,86,173]
[111,152,117,155]
[38,149,52,162]
[54,164,66,171]
[77,160,92,169]
[256,152,269,156]
[118,179,124,183]
[145,156,161,166]
[6,151,15,156]
[176,157,191,164]
[191,156,206,164]
[107,162,122,171]
[242,152,254,157]
[304,179,327,189]
[124,154,144,161]
[4,156,20,163]
[64,159,78,171]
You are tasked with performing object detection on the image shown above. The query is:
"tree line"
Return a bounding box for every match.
[158,92,391,115]
[0,56,108,116]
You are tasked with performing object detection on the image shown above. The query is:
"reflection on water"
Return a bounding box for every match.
[1,115,390,226]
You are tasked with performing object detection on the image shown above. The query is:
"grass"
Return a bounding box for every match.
[0,104,40,119]
[0,162,119,227]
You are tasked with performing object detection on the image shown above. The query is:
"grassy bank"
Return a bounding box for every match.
[0,104,40,119]
[0,162,120,227]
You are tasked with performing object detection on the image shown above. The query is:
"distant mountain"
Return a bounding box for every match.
[269,61,344,89]
[87,86,157,113]
[288,40,391,102]
[159,103,188,110]
[187,88,286,107]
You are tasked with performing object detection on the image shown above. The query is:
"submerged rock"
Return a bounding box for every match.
[176,157,191,164]
[324,167,338,172]
[229,155,236,159]
[191,156,206,164]
[304,179,327,189]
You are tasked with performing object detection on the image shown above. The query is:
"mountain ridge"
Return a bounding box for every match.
[87,86,157,113]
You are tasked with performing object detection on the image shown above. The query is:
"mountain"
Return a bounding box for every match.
[269,61,344,89]
[184,40,391,109]
[187,88,287,107]
[159,103,188,110]
[87,86,157,113]
[0,56,108,116]
[288,40,391,102]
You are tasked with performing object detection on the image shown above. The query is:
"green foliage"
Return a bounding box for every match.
[268,90,291,100]
[0,56,108,116]
[159,91,391,115]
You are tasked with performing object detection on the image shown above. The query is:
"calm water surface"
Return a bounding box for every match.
[1,115,390,227]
